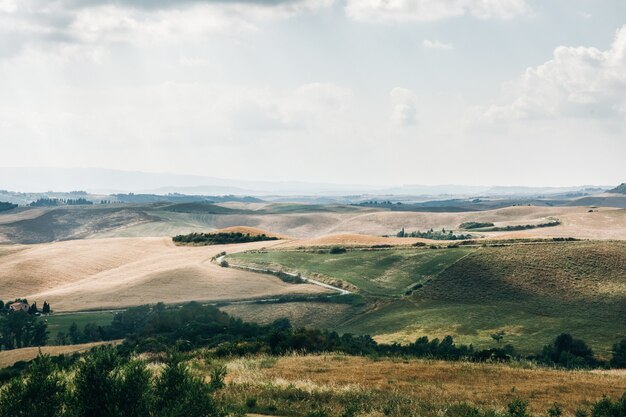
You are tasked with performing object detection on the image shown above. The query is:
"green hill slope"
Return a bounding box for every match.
[227,242,626,355]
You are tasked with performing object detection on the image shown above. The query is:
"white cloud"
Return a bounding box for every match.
[390,87,418,126]
[345,0,530,22]
[423,39,453,50]
[0,0,334,58]
[470,25,626,125]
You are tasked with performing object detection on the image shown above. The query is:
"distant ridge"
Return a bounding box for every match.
[608,183,626,194]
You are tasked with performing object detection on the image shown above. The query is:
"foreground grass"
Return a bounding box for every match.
[206,354,626,416]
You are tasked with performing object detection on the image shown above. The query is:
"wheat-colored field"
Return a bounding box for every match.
[0,237,327,311]
[91,205,626,241]
[0,341,118,368]
[223,354,626,415]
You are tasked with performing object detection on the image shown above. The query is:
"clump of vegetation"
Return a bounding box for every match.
[329,246,347,254]
[28,197,93,207]
[475,219,561,232]
[460,221,495,229]
[0,299,53,350]
[395,227,472,240]
[0,347,225,417]
[533,333,600,369]
[173,232,278,245]
[0,201,17,212]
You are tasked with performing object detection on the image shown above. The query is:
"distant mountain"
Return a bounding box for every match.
[608,183,626,194]
[0,166,612,197]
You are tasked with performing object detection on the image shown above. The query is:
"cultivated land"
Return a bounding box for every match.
[0,202,625,351]
[227,241,626,355]
[0,341,117,368]
[1,203,626,244]
[0,237,327,311]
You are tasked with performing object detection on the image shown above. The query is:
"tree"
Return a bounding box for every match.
[28,302,38,315]
[611,339,626,368]
[42,302,51,315]
[0,311,47,349]
[111,359,153,417]
[153,352,224,417]
[69,322,83,344]
[491,330,505,344]
[0,354,66,417]
[71,346,121,417]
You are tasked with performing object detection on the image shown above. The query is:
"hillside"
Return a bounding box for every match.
[608,183,626,194]
[2,203,626,244]
[227,241,626,354]
[0,237,327,311]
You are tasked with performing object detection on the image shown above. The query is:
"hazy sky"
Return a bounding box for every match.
[1,0,625,186]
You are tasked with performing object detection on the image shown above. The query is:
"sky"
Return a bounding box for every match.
[0,0,625,187]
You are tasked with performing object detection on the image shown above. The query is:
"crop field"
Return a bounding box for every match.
[229,247,474,297]
[0,237,326,312]
[227,241,626,355]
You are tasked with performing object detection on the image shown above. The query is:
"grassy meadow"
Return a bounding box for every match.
[41,311,117,344]
[227,241,626,356]
[207,354,626,416]
[229,247,473,297]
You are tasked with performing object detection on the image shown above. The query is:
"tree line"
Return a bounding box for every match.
[172,232,279,245]
[60,302,626,370]
[28,198,93,207]
[0,201,17,212]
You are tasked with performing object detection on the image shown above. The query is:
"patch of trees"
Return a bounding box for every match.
[28,197,92,207]
[395,227,472,240]
[0,311,47,350]
[64,303,626,371]
[0,201,17,212]
[0,347,225,417]
[172,232,278,245]
[477,220,561,232]
[58,303,514,363]
[533,333,600,369]
[460,221,495,229]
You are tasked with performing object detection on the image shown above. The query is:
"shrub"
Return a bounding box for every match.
[611,339,626,368]
[329,246,347,254]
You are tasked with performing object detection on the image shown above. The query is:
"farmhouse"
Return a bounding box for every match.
[9,302,29,312]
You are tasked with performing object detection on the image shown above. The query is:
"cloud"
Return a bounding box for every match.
[390,87,418,126]
[0,0,332,58]
[345,0,530,22]
[470,25,626,124]
[423,39,453,50]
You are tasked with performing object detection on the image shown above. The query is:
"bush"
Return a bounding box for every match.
[329,246,347,254]
[611,339,626,368]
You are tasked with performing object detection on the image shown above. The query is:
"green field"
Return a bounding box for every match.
[230,247,473,297]
[227,241,626,355]
[40,311,116,344]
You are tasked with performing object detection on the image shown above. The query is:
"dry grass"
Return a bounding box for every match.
[0,341,119,368]
[0,237,326,312]
[225,354,626,415]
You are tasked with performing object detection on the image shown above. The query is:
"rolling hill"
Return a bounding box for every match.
[227,241,626,354]
[0,237,327,311]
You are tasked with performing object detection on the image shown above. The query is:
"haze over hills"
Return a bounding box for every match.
[0,167,614,197]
